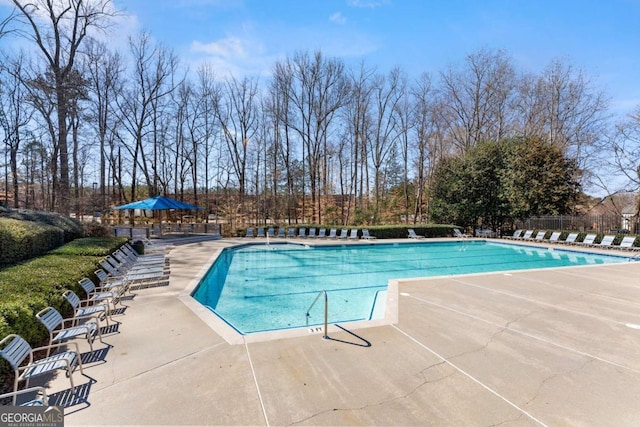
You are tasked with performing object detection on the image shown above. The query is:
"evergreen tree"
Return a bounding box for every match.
[430,137,580,229]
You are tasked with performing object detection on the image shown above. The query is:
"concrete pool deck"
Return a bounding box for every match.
[47,237,640,426]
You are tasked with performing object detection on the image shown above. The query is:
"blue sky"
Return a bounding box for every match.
[0,0,638,115]
[108,0,640,116]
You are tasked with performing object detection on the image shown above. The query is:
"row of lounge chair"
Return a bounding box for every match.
[506,229,640,251]
[246,227,377,240]
[0,242,168,406]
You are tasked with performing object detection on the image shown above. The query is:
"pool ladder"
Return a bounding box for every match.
[306,290,329,339]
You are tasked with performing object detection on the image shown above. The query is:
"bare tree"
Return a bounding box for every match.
[11,0,117,214]
[512,58,610,191]
[409,72,436,222]
[0,54,33,208]
[0,7,17,39]
[539,59,609,168]
[606,107,640,213]
[270,59,302,223]
[437,48,516,152]
[117,31,180,205]
[278,51,350,223]
[68,69,90,218]
[171,80,195,199]
[215,75,259,201]
[22,63,59,209]
[344,62,375,221]
[368,67,406,221]
[193,63,220,218]
[513,72,547,138]
[84,39,123,211]
[22,136,50,209]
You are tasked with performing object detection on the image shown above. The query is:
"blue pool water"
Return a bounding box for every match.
[191,241,631,334]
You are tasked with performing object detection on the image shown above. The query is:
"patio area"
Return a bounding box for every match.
[43,237,640,426]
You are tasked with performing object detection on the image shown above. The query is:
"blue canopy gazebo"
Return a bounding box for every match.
[115,195,201,211]
[114,196,201,233]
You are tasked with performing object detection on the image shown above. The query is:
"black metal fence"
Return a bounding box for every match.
[517,215,639,234]
[114,223,222,239]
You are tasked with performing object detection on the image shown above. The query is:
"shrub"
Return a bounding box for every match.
[0,208,83,242]
[49,236,127,257]
[250,224,457,239]
[0,218,65,266]
[84,221,112,237]
[353,224,455,239]
[0,238,125,342]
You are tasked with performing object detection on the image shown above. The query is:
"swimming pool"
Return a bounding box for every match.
[191,241,631,334]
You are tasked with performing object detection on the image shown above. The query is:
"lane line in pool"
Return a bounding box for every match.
[404,293,640,376]
[391,324,550,427]
[244,341,270,427]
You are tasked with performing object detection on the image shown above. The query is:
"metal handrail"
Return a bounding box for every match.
[305,290,328,339]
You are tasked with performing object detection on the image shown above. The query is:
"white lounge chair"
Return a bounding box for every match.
[531,230,546,241]
[577,233,597,246]
[362,229,376,239]
[308,228,317,238]
[36,306,103,356]
[561,232,579,244]
[592,235,615,248]
[453,228,470,238]
[328,228,337,238]
[548,231,561,243]
[516,230,534,240]
[408,229,424,239]
[63,289,112,325]
[298,228,307,238]
[118,247,166,273]
[318,228,327,238]
[122,243,166,262]
[619,236,640,250]
[113,250,165,274]
[338,229,348,239]
[106,253,159,275]
[0,386,48,406]
[79,277,119,310]
[506,229,522,239]
[101,255,165,284]
[475,228,494,238]
[0,334,84,405]
[287,228,295,238]
[348,229,359,239]
[94,268,128,295]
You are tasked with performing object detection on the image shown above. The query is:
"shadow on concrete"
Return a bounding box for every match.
[325,324,372,348]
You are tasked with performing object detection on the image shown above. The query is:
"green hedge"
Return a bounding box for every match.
[0,218,65,266]
[355,225,455,239]
[0,209,83,242]
[0,209,85,266]
[0,236,127,392]
[48,236,127,257]
[240,224,457,238]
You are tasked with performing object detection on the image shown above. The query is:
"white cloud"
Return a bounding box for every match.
[188,35,276,78]
[192,36,247,59]
[329,12,347,25]
[347,0,390,8]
